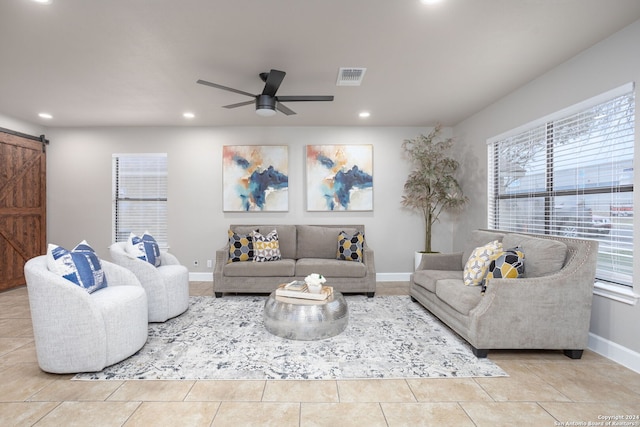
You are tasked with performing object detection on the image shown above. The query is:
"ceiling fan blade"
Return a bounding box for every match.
[262,69,286,97]
[277,95,334,102]
[223,100,256,109]
[197,79,256,98]
[275,102,296,116]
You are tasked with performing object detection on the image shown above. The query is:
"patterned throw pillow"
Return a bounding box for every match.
[228,229,254,263]
[47,240,108,293]
[482,247,525,293]
[252,230,282,262]
[126,232,161,266]
[463,240,503,286]
[337,231,364,262]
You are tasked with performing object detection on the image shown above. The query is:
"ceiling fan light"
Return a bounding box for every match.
[256,107,276,117]
[256,94,277,117]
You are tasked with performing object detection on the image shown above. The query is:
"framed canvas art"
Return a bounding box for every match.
[223,145,289,212]
[306,145,373,211]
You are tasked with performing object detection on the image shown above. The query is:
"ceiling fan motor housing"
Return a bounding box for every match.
[256,94,276,114]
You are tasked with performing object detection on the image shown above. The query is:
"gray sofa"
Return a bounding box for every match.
[410,229,598,359]
[214,224,376,297]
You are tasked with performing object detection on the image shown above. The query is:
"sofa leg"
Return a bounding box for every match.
[563,349,583,359]
[214,292,223,298]
[366,292,375,298]
[472,347,488,358]
[410,296,417,303]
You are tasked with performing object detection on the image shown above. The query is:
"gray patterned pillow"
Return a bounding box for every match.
[252,230,282,262]
[227,229,254,263]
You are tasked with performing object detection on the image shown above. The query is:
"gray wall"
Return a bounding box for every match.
[0,113,44,137]
[42,126,456,278]
[453,20,640,356]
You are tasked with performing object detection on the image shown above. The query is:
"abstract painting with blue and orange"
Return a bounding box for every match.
[306,145,373,211]
[223,146,289,211]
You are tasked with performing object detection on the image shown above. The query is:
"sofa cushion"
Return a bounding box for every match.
[337,231,364,262]
[435,279,483,315]
[47,241,108,293]
[126,232,161,267]
[224,258,296,277]
[227,229,254,263]
[295,258,366,278]
[412,269,462,293]
[463,240,503,286]
[252,230,282,262]
[461,230,506,270]
[501,233,567,277]
[296,225,358,259]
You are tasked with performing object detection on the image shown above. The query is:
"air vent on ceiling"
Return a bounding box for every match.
[336,67,367,86]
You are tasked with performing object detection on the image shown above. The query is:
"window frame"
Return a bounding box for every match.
[487,83,637,304]
[112,153,168,249]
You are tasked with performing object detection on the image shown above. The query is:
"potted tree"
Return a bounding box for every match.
[401,124,467,266]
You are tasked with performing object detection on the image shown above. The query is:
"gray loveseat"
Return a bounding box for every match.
[410,229,598,359]
[214,224,376,297]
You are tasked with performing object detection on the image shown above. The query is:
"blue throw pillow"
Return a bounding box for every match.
[127,232,161,266]
[46,241,108,293]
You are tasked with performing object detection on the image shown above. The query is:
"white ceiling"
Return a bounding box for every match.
[2,0,640,128]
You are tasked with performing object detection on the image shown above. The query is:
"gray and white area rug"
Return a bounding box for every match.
[74,295,507,380]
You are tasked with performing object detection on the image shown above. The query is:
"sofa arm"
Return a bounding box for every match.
[159,251,180,266]
[363,247,376,276]
[416,252,464,271]
[213,246,229,283]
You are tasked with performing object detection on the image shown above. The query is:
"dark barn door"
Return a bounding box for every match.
[0,129,47,291]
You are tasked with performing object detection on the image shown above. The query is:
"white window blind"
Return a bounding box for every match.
[488,83,635,287]
[112,153,168,248]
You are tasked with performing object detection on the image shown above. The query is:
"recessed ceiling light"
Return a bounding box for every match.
[420,0,442,4]
[183,112,195,119]
[38,113,53,119]
[33,0,52,4]
[359,111,371,118]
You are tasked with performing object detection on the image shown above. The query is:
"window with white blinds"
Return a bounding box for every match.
[487,83,635,287]
[112,153,168,248]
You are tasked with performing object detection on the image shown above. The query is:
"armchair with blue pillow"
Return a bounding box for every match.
[109,232,189,322]
[24,241,148,373]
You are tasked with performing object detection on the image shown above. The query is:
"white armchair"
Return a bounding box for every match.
[24,256,149,374]
[109,242,189,322]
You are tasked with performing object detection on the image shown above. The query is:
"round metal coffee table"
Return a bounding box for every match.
[263,291,349,341]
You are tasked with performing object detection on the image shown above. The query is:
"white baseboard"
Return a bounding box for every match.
[588,332,640,374]
[189,272,213,282]
[376,272,412,282]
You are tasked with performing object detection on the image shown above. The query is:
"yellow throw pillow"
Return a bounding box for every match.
[463,240,503,286]
[228,229,254,263]
[252,230,282,262]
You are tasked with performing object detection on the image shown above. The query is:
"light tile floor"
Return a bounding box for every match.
[1,281,639,426]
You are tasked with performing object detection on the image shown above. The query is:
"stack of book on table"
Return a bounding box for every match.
[275,280,333,301]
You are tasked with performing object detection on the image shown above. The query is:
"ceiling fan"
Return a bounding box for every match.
[197,69,334,117]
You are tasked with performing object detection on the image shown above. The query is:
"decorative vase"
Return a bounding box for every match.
[415,251,424,271]
[304,273,326,294]
[306,283,322,294]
